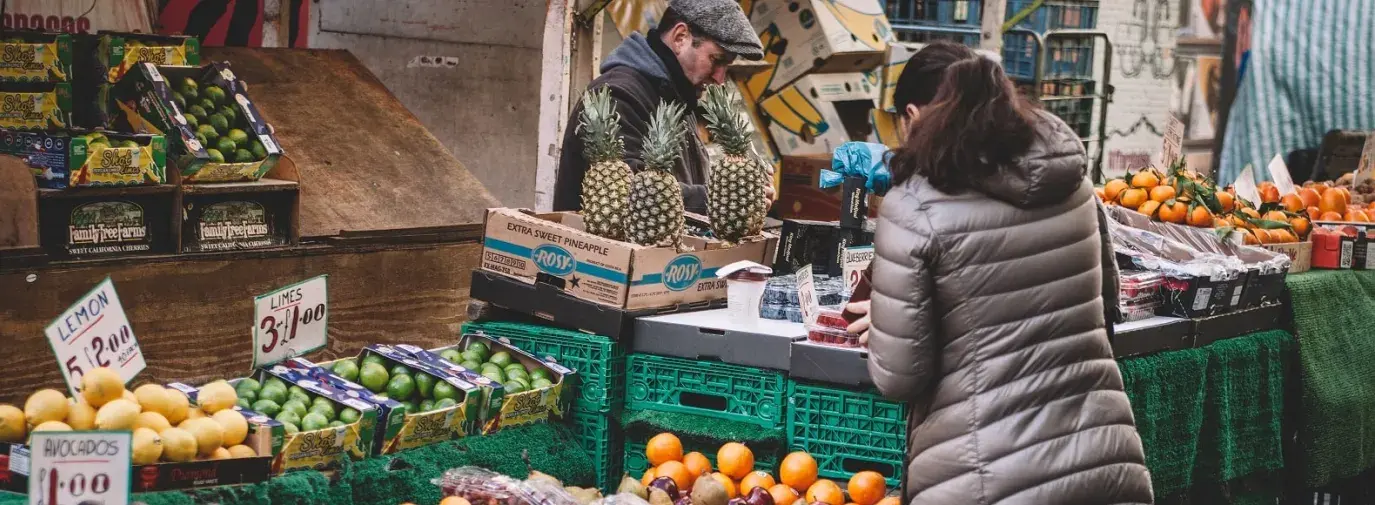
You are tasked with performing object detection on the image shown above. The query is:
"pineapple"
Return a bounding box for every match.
[627,100,688,248]
[702,84,768,243]
[576,87,631,240]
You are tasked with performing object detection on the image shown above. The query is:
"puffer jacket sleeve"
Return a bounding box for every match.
[867,189,939,400]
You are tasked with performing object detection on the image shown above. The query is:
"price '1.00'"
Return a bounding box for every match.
[259,303,325,353]
[37,468,112,504]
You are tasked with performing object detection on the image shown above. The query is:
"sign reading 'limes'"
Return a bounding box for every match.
[252,275,328,368]
[43,277,146,397]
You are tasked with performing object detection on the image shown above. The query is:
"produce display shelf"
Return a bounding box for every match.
[622,433,783,479]
[464,320,627,414]
[180,177,299,195]
[569,409,623,493]
[37,183,177,199]
[787,382,907,488]
[626,354,789,430]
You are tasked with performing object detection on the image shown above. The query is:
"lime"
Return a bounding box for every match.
[226,128,250,149]
[233,149,255,163]
[439,349,462,363]
[171,91,187,109]
[215,137,237,155]
[301,412,328,432]
[503,381,527,395]
[236,379,261,392]
[207,113,229,135]
[282,422,299,435]
[219,105,239,125]
[401,400,419,414]
[504,363,529,375]
[275,410,300,428]
[507,375,530,388]
[183,114,199,130]
[263,377,288,391]
[311,396,334,410]
[359,363,389,393]
[288,387,312,406]
[251,399,281,417]
[386,374,416,400]
[88,141,109,152]
[85,133,108,144]
[529,369,553,383]
[414,373,436,399]
[332,360,360,382]
[236,398,252,409]
[194,133,207,148]
[250,140,268,160]
[237,388,258,403]
[281,400,308,419]
[117,139,139,149]
[432,381,459,402]
[434,398,457,410]
[187,105,208,120]
[203,85,227,106]
[196,124,219,144]
[419,400,435,412]
[198,98,216,113]
[389,365,411,378]
[480,363,502,375]
[257,387,286,405]
[338,408,360,424]
[489,351,514,368]
[461,350,485,365]
[531,378,554,389]
[466,341,490,354]
[329,420,346,428]
[459,360,482,371]
[308,404,336,422]
[180,78,198,96]
[361,354,386,368]
[481,370,505,384]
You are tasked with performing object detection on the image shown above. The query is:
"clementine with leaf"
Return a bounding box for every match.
[1291,217,1311,238]
[1216,191,1236,213]
[1188,205,1215,227]
[1149,185,1176,202]
[1103,179,1130,201]
[1262,210,1289,222]
[1281,194,1305,213]
[1118,188,1148,209]
[1131,170,1160,189]
[1158,201,1188,224]
[1137,200,1161,219]
[1259,184,1280,204]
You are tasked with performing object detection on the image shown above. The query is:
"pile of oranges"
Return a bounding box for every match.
[641,433,896,505]
[1096,166,1310,245]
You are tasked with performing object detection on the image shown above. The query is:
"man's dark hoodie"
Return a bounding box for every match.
[554,31,710,214]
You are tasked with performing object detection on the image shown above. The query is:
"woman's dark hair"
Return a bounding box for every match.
[889,42,1040,192]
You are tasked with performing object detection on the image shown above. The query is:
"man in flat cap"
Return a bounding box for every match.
[554,0,772,215]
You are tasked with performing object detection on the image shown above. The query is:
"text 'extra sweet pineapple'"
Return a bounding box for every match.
[702,84,767,243]
[577,86,631,241]
[628,100,688,249]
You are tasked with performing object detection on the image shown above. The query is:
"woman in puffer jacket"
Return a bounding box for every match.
[845,42,1153,505]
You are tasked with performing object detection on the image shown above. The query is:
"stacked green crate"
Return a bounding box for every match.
[625,354,789,429]
[788,381,907,487]
[463,321,626,492]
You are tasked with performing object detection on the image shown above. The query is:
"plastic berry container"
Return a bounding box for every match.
[813,307,849,329]
[1117,300,1161,323]
[805,324,861,348]
[1119,270,1163,303]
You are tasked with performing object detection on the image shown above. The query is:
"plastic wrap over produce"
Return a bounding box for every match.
[1104,203,1290,278]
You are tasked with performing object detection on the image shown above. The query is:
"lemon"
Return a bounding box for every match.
[65,399,97,430]
[212,409,248,446]
[185,407,206,421]
[134,384,173,416]
[24,389,69,426]
[159,427,196,462]
[134,411,172,433]
[132,428,163,464]
[198,382,238,414]
[32,421,72,433]
[208,446,231,460]
[0,404,25,442]
[81,367,125,407]
[226,444,257,458]
[122,390,138,404]
[95,399,140,430]
[182,418,224,457]
[164,389,191,424]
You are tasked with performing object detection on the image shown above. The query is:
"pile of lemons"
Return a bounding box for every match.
[0,367,256,464]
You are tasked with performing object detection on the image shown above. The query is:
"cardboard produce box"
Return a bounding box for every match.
[0,441,272,494]
[112,62,284,183]
[96,32,200,84]
[758,72,878,156]
[870,109,902,148]
[746,0,890,94]
[4,129,166,189]
[480,208,777,311]
[0,82,71,129]
[0,31,74,82]
[38,188,178,258]
[879,42,923,112]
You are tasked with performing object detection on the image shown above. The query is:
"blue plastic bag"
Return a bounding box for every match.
[822,142,893,196]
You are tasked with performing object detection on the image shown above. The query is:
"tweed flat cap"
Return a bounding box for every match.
[669,0,765,60]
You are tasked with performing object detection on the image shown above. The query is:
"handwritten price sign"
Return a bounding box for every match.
[796,265,819,325]
[28,431,131,505]
[43,278,145,397]
[252,275,328,368]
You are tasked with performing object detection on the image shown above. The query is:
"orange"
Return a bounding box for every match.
[710,472,738,499]
[641,467,657,487]
[657,460,693,491]
[1367,200,1375,211]
[779,452,819,492]
[876,498,901,505]
[1258,183,1280,203]
[683,452,712,482]
[1130,170,1160,189]
[1213,216,1229,228]
[1103,179,1130,201]
[846,471,887,505]
[647,433,684,467]
[1241,207,1262,220]
[1118,188,1148,209]
[806,479,845,505]
[740,471,776,495]
[1320,211,1344,221]
[1188,205,1214,227]
[1337,187,1353,205]
[1252,229,1273,244]
[1299,188,1321,208]
[769,484,800,505]
[441,498,473,505]
[1320,189,1347,215]
[1292,217,1311,238]
[717,443,755,480]
[1158,201,1188,224]
[1216,191,1236,213]
[1262,210,1289,223]
[1149,185,1176,203]
[1137,200,1161,219]
[1313,182,1332,194]
[1241,229,1260,245]
[1272,229,1298,243]
[1227,214,1250,229]
[1281,194,1305,213]
[1094,187,1107,201]
[1308,206,1322,221]
[1347,210,1371,223]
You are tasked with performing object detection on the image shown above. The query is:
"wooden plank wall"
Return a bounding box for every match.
[0,241,482,404]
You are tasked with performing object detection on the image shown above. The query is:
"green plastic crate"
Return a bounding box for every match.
[623,433,783,479]
[464,321,626,413]
[626,354,788,430]
[569,409,623,492]
[787,382,906,487]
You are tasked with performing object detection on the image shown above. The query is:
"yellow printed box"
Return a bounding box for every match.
[744,0,891,94]
[880,42,924,112]
[0,82,70,129]
[0,31,74,82]
[758,72,878,156]
[481,208,777,311]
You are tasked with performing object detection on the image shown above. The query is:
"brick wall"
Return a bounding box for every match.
[1096,0,1182,178]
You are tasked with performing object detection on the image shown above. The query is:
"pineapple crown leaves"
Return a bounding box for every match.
[643,99,688,172]
[576,86,625,164]
[700,84,754,156]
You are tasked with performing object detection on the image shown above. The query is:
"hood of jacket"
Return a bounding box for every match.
[975,111,1088,209]
[602,33,669,81]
